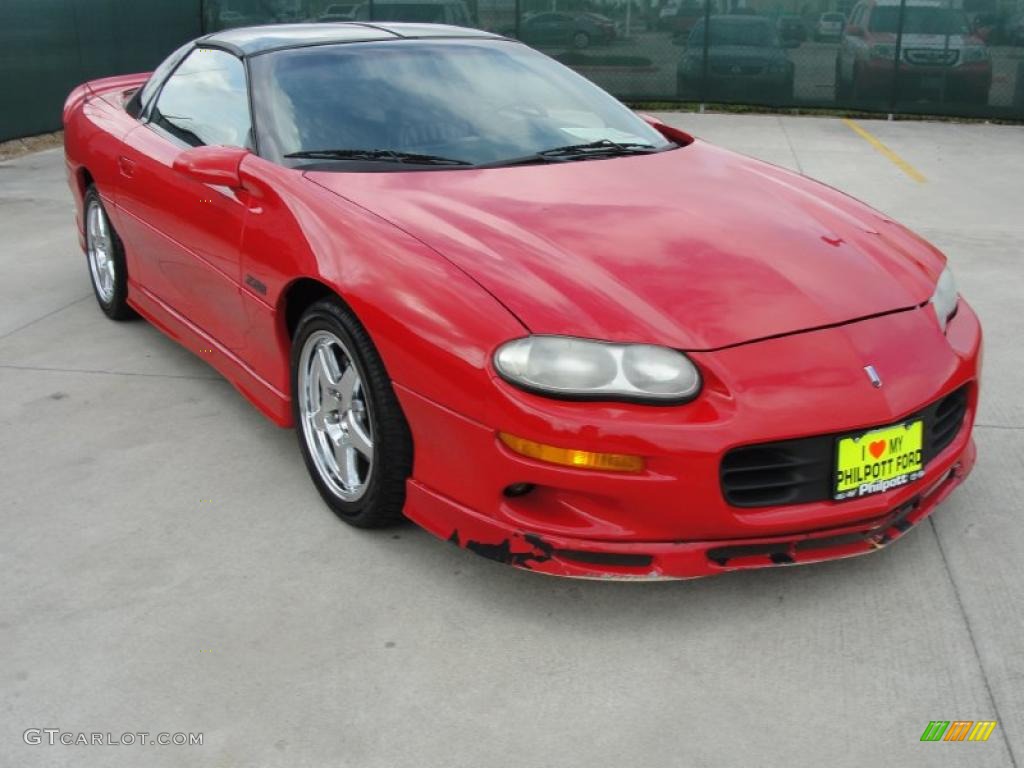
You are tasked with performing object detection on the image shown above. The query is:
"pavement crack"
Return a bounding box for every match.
[929,518,1018,767]
[0,294,92,341]
[973,423,1024,431]
[0,362,223,382]
[778,116,804,174]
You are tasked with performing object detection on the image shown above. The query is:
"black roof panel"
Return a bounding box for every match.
[201,22,501,56]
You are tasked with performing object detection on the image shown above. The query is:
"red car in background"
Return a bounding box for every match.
[836,0,992,104]
[64,23,981,579]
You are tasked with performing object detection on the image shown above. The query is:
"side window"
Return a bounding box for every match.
[151,48,251,149]
[131,42,194,119]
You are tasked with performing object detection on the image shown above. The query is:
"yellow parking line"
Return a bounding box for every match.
[842,118,926,183]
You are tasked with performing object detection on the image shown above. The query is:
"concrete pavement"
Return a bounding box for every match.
[1,113,1022,767]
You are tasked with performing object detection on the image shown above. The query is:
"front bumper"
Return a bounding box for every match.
[407,441,972,579]
[398,301,981,579]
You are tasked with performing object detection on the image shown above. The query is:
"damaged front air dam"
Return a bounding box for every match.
[448,530,654,570]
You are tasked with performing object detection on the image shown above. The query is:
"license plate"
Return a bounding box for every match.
[834,420,924,500]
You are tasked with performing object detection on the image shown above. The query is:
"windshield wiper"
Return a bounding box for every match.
[540,139,662,158]
[479,139,664,169]
[284,148,472,166]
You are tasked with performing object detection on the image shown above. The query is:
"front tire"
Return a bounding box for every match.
[573,31,591,49]
[291,298,412,528]
[84,185,133,320]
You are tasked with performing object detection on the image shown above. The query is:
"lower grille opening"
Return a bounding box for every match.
[930,387,968,457]
[720,385,970,509]
[721,437,832,507]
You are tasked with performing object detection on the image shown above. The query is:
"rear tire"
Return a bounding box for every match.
[84,185,134,321]
[291,297,413,528]
[573,31,591,49]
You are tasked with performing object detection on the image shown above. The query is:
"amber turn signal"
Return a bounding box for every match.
[498,433,645,473]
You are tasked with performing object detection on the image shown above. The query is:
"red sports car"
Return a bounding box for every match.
[63,23,981,579]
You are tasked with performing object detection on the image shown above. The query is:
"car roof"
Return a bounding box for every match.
[201,22,501,57]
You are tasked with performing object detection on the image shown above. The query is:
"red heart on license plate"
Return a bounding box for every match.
[869,440,886,459]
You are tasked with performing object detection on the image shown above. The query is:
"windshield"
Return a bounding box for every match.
[869,7,970,34]
[250,39,673,168]
[689,19,779,47]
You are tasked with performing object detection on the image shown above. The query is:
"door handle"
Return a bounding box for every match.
[117,156,136,178]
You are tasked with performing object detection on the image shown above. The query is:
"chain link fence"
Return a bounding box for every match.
[0,1,203,141]
[202,0,1024,117]
[3,0,1022,141]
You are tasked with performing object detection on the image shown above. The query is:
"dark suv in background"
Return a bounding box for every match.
[678,16,796,100]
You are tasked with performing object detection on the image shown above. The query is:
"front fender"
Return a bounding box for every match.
[236,154,528,424]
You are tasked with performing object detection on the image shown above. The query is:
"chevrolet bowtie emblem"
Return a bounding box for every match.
[864,365,883,388]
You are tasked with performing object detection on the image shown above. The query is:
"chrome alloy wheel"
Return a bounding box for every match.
[298,330,375,502]
[86,199,116,304]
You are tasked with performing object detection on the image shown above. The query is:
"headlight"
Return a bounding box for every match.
[870,43,896,59]
[962,46,989,63]
[930,266,958,332]
[494,336,702,403]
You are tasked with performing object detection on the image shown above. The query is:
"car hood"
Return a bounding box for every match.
[898,33,972,48]
[869,32,977,48]
[306,141,942,350]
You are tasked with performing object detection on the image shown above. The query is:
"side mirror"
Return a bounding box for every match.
[172,145,248,188]
[845,24,863,37]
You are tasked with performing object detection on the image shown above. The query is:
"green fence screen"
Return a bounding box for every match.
[199,0,1024,120]
[0,0,202,141]
[3,0,1022,142]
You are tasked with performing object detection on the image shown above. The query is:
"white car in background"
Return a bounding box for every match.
[816,12,845,40]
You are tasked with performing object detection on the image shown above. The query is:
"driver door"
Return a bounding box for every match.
[115,47,253,352]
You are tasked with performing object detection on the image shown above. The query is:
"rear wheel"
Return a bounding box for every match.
[573,31,591,49]
[291,298,412,528]
[84,186,133,320]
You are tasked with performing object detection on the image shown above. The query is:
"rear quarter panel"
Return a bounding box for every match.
[63,74,149,240]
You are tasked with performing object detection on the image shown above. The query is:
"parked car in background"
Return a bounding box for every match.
[320,3,358,21]
[513,11,615,49]
[352,0,473,26]
[662,0,711,37]
[678,15,795,100]
[777,15,807,45]
[584,12,619,40]
[815,12,846,41]
[836,0,991,105]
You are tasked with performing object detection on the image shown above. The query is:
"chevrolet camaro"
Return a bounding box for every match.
[63,23,981,579]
